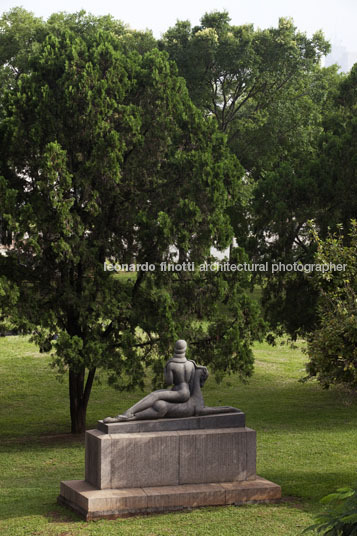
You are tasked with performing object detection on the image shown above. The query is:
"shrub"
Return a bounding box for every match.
[304,486,357,535]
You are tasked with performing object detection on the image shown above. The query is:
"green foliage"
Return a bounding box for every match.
[161,13,329,133]
[0,10,262,432]
[304,486,357,535]
[0,7,45,88]
[161,11,340,337]
[312,63,357,238]
[0,276,19,335]
[303,221,357,391]
[255,62,357,337]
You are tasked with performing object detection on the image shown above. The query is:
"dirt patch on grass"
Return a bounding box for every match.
[37,433,85,445]
[280,495,306,509]
[46,510,78,524]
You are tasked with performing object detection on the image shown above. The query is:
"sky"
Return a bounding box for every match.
[1,0,357,69]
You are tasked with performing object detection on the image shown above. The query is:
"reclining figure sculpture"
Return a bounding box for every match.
[103,339,239,422]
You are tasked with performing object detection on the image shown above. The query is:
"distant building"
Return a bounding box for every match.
[325,42,357,72]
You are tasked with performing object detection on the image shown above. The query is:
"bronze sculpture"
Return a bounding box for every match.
[103,339,239,422]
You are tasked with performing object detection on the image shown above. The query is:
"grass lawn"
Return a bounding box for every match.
[0,336,356,535]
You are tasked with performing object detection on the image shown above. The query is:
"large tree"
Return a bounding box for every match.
[312,63,357,238]
[161,12,345,337]
[160,12,330,137]
[0,11,262,433]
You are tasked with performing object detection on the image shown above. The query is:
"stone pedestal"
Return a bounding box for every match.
[58,413,281,519]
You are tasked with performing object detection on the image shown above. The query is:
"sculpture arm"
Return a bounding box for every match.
[164,362,174,386]
[189,360,208,374]
[188,359,205,369]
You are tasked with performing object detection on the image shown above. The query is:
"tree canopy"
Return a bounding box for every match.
[161,12,350,337]
[0,9,262,432]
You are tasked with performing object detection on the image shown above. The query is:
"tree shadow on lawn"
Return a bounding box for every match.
[0,493,83,523]
[0,465,83,522]
[1,432,85,447]
[264,468,357,505]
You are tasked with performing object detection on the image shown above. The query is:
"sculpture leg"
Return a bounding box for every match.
[103,386,191,423]
[119,388,189,421]
[121,389,168,417]
[123,387,190,418]
[197,406,240,416]
[128,400,168,420]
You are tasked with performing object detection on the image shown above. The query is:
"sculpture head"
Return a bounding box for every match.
[174,339,187,359]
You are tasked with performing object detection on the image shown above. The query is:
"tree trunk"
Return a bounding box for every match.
[69,367,96,434]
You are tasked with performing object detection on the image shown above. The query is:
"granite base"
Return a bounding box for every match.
[59,414,281,520]
[58,477,281,520]
[85,426,256,489]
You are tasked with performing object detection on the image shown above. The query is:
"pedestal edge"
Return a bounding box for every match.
[97,411,245,434]
[58,477,281,520]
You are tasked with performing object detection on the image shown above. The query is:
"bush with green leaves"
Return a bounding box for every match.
[303,221,357,392]
[304,486,357,535]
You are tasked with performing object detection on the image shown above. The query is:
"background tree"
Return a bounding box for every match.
[0,11,262,433]
[263,62,357,338]
[160,12,329,131]
[161,12,347,337]
[237,65,341,337]
[312,63,357,238]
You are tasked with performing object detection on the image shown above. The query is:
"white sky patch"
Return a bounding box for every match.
[1,0,357,64]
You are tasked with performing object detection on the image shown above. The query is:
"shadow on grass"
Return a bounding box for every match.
[1,432,85,446]
[265,469,357,504]
[0,494,83,523]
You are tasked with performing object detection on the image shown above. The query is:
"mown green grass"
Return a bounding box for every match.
[0,336,356,535]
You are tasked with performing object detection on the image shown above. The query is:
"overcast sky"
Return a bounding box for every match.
[1,0,356,67]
